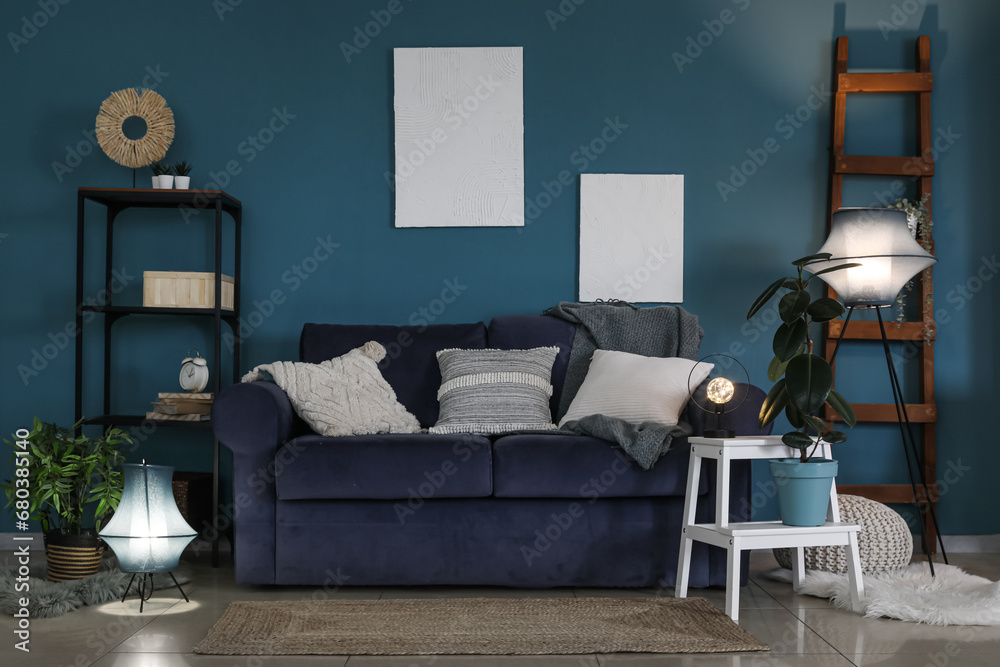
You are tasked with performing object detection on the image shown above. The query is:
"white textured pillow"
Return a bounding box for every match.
[241,341,421,437]
[559,350,712,427]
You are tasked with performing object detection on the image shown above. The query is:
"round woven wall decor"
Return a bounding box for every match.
[95,88,174,168]
[774,494,913,574]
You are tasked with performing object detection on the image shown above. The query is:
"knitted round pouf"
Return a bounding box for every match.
[773,494,913,574]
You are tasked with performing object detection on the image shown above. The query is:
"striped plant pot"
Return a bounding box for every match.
[44,531,104,582]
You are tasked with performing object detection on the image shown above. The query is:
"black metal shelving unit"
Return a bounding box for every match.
[74,187,242,567]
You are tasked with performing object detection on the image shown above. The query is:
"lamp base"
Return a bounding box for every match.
[121,571,191,613]
[703,429,736,438]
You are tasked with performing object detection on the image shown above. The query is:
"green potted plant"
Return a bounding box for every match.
[150,162,169,189]
[158,162,175,189]
[173,161,193,189]
[2,418,131,581]
[746,253,859,526]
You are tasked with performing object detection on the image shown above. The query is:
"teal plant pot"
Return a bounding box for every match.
[769,458,838,527]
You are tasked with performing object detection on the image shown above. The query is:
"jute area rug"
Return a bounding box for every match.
[194,596,768,656]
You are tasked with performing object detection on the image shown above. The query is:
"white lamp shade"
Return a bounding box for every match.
[806,207,936,307]
[99,463,197,573]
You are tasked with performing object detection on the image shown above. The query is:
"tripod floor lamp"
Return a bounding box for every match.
[805,207,947,574]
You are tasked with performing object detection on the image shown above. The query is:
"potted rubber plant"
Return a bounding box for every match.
[746,253,859,526]
[2,418,131,581]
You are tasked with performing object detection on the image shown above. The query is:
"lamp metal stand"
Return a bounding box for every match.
[121,571,191,613]
[829,306,947,575]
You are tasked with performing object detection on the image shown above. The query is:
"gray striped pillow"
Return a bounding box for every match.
[430,347,560,434]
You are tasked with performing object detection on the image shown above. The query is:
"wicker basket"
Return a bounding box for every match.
[172,472,213,535]
[44,531,104,582]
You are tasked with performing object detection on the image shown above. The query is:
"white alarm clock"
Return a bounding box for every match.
[180,348,209,393]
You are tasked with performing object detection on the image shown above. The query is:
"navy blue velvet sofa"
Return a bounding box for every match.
[211,315,770,587]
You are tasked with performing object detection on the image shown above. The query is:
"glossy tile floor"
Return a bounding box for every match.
[2,550,998,666]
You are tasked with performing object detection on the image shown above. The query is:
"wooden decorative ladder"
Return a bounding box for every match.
[824,36,940,553]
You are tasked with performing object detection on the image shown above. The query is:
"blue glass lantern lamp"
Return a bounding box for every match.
[99,462,197,612]
[805,207,946,572]
[687,355,750,438]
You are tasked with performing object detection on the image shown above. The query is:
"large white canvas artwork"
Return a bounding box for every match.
[393,47,524,227]
[579,174,684,302]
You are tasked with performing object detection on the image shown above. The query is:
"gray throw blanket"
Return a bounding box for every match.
[545,301,704,469]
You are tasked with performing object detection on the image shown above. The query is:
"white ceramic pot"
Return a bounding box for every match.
[151,176,161,189]
[174,175,191,189]
[158,175,174,189]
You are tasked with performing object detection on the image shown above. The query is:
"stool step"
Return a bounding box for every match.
[704,521,860,537]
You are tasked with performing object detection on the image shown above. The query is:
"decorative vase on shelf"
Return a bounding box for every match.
[174,176,191,189]
[158,174,174,189]
[151,176,161,189]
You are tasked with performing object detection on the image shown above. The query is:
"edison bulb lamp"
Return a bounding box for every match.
[706,377,735,405]
[687,355,748,439]
[804,207,936,307]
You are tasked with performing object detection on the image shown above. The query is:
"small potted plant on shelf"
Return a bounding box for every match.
[173,161,193,189]
[158,163,175,190]
[2,418,131,581]
[149,162,167,190]
[746,253,859,526]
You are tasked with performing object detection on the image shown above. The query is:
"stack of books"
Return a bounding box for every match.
[147,392,214,422]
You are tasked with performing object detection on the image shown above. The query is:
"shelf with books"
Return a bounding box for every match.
[74,188,241,568]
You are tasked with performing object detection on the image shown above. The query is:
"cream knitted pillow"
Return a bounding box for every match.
[242,341,421,437]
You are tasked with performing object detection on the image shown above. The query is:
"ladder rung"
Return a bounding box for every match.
[834,154,933,176]
[839,72,933,93]
[827,320,935,341]
[825,403,937,423]
[837,483,940,503]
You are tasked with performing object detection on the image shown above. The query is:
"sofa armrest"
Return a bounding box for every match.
[212,381,296,456]
[212,381,297,584]
[729,383,773,437]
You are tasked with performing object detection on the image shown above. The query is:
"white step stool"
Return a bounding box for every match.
[674,436,865,622]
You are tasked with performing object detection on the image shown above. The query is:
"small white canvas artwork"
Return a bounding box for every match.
[393,47,524,227]
[579,174,684,302]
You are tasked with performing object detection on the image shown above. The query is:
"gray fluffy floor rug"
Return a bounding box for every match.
[0,556,193,618]
[767,562,1000,625]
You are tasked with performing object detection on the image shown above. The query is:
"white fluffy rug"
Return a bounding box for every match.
[767,563,1000,625]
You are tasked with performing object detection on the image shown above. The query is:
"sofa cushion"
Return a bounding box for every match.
[275,433,493,500]
[300,323,487,427]
[243,342,420,437]
[430,347,560,434]
[486,315,576,416]
[491,434,703,498]
[559,351,713,427]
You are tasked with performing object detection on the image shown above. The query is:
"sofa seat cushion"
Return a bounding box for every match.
[299,323,487,427]
[275,433,493,500]
[492,434,703,498]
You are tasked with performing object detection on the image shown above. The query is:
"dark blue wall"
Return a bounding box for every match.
[1,0,996,535]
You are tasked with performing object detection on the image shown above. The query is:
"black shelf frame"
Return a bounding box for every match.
[75,187,242,568]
